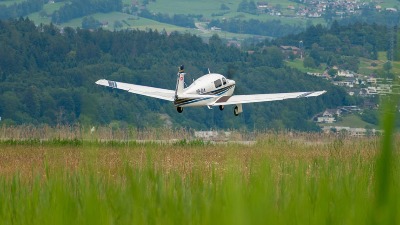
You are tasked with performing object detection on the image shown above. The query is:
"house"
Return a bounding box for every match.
[386,8,398,12]
[227,40,241,48]
[257,2,268,9]
[333,78,357,88]
[359,88,369,96]
[315,108,341,124]
[366,87,378,95]
[101,21,109,28]
[194,131,231,141]
[337,70,354,77]
[307,72,323,77]
[308,12,321,18]
[317,116,335,123]
[376,84,392,94]
[287,5,295,10]
[210,26,221,31]
[322,126,381,136]
[367,76,377,84]
[340,106,361,112]
[280,46,301,55]
[323,109,341,117]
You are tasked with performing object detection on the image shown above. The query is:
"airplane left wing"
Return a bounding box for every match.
[212,91,326,106]
[95,79,175,101]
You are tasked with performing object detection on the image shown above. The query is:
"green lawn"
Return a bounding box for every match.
[0,0,24,6]
[323,114,378,129]
[285,58,325,73]
[146,0,324,27]
[393,61,400,75]
[26,2,67,25]
[53,12,267,40]
[358,57,382,75]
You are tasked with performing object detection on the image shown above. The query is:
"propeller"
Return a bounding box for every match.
[225,64,236,80]
[225,64,243,94]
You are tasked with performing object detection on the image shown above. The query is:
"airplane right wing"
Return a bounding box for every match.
[212,91,326,106]
[95,79,175,101]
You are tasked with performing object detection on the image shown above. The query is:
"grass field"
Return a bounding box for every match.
[285,58,325,73]
[322,114,378,129]
[0,0,25,6]
[0,124,399,224]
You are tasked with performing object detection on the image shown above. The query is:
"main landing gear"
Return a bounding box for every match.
[219,105,224,111]
[233,104,242,116]
[234,106,239,116]
[177,107,183,113]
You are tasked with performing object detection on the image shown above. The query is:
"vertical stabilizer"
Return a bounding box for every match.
[175,65,185,98]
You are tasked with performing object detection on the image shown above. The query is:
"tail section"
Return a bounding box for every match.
[175,65,185,98]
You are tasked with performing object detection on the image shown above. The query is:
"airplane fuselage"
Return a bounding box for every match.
[174,73,236,107]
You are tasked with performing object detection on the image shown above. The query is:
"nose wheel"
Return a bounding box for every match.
[177,107,183,113]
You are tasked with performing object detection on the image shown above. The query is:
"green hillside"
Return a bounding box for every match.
[0,18,350,131]
[2,0,399,40]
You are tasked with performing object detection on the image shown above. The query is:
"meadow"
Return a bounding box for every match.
[0,125,398,224]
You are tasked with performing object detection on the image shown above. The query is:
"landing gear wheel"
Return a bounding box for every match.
[219,105,224,111]
[177,107,183,113]
[234,106,239,116]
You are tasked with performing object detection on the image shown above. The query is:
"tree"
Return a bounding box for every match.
[319,34,341,52]
[220,3,230,10]
[264,46,284,68]
[82,16,101,29]
[328,68,337,77]
[113,21,123,30]
[303,57,316,68]
[383,61,392,71]
[23,86,41,118]
[237,0,249,13]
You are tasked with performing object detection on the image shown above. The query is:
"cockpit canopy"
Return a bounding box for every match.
[213,77,227,88]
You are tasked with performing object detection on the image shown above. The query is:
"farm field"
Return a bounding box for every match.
[144,0,400,19]
[0,126,399,224]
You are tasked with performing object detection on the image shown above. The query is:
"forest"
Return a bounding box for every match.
[273,21,392,71]
[0,0,44,19]
[0,18,370,131]
[51,0,122,24]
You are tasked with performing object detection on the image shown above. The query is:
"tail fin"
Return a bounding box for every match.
[175,65,185,98]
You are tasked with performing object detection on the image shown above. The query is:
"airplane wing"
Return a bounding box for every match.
[95,79,175,101]
[212,91,326,106]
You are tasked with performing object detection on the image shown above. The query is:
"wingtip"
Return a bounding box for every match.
[307,90,327,97]
[95,79,107,85]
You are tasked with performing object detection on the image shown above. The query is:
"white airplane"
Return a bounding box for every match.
[96,65,326,116]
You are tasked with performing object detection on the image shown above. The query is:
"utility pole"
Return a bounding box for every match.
[299,40,304,59]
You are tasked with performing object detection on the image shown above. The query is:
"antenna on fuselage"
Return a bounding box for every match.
[208,68,211,74]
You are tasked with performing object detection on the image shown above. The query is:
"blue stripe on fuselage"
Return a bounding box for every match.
[174,85,234,106]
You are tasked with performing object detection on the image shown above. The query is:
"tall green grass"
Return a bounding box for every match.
[0,133,398,224]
